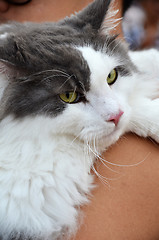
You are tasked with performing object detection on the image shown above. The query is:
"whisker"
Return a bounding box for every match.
[91,137,120,174]
[91,164,110,186]
[78,80,87,95]
[57,74,75,91]
[18,69,71,83]
[69,132,82,146]
[41,74,70,82]
[108,38,123,57]
[85,141,115,185]
[87,139,150,167]
[32,69,70,78]
[99,158,121,174]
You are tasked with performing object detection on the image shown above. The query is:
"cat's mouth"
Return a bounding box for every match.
[95,127,122,149]
[80,123,116,143]
[79,111,125,147]
[97,116,125,146]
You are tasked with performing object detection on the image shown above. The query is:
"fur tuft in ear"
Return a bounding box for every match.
[100,0,122,35]
[61,0,121,36]
[0,60,24,80]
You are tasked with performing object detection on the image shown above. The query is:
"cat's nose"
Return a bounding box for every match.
[108,110,124,126]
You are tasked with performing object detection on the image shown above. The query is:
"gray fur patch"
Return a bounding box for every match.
[0,0,135,119]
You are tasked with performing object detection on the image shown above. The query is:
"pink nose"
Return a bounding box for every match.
[108,110,124,126]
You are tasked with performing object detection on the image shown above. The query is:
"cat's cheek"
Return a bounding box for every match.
[50,104,87,135]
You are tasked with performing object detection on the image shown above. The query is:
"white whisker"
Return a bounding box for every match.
[57,74,75,91]
[33,69,70,78]
[87,139,150,167]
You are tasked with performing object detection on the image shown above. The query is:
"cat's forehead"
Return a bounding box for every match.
[24,23,133,76]
[0,21,134,92]
[77,46,115,76]
[77,45,131,90]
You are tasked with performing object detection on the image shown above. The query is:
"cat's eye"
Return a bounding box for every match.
[107,68,118,85]
[59,92,78,103]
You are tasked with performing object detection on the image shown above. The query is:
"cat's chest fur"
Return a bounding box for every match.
[0,115,95,239]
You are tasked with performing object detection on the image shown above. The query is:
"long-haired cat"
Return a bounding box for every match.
[0,0,159,239]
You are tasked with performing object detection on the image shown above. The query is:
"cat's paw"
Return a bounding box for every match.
[129,98,159,143]
[129,49,159,75]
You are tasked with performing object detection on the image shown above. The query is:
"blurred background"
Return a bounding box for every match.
[0,0,159,51]
[123,0,159,50]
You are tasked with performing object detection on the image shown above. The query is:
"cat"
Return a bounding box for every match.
[0,0,159,239]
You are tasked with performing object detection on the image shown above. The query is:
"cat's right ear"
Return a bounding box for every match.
[0,60,23,81]
[61,0,118,35]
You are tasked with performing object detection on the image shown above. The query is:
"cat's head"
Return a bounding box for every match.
[0,0,136,147]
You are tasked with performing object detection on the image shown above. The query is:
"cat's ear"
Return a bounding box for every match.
[0,33,25,71]
[0,30,42,78]
[0,60,24,81]
[62,0,119,34]
[0,33,29,80]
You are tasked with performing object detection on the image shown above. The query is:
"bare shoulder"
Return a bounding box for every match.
[73,133,159,240]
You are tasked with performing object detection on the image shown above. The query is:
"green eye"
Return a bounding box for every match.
[59,92,78,103]
[107,68,118,85]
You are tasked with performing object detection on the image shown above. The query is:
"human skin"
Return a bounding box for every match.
[0,0,159,239]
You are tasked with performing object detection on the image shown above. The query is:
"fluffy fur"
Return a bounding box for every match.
[0,0,159,239]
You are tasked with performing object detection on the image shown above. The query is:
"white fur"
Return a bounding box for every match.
[128,49,159,142]
[1,46,159,239]
[101,0,121,34]
[0,33,8,40]
[0,116,94,239]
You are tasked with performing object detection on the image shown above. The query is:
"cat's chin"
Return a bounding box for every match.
[98,126,124,150]
[101,114,129,148]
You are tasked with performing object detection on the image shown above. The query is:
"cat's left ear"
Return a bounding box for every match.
[62,0,118,34]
